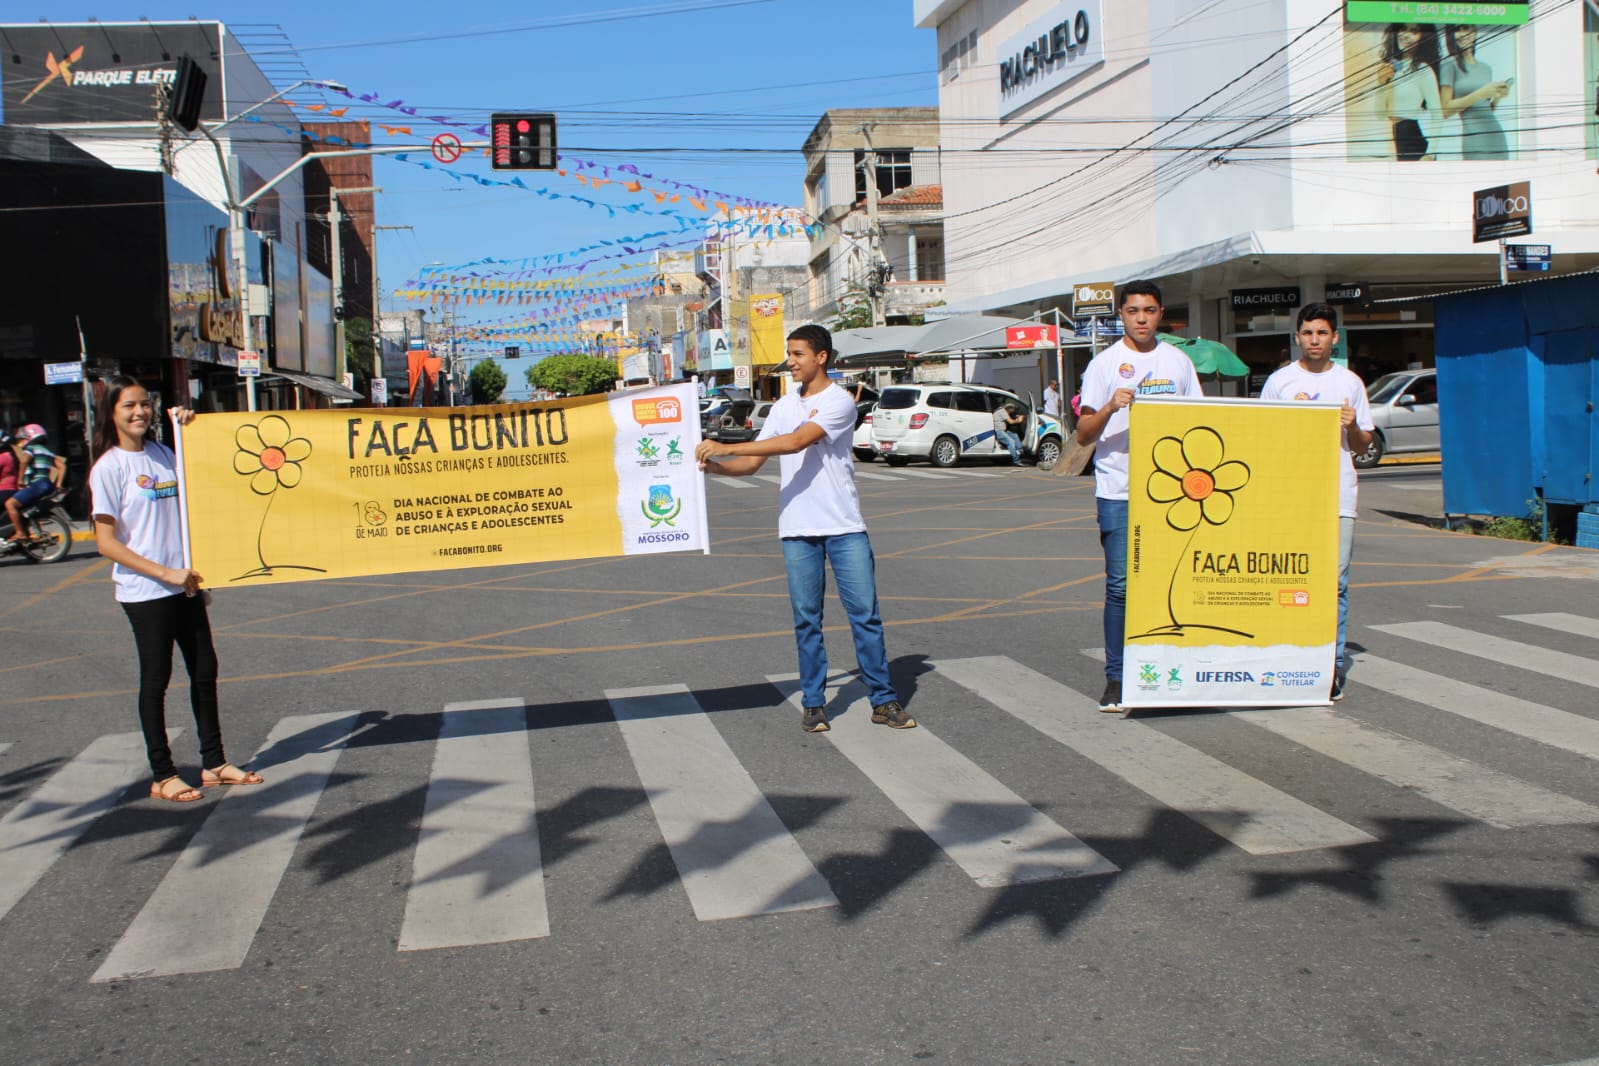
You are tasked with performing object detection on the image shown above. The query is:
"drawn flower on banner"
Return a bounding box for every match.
[1146,426,1250,532]
[228,416,324,582]
[234,416,313,496]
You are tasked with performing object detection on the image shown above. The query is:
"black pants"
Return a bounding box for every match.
[121,593,225,779]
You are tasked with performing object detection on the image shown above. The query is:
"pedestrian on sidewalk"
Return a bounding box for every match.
[695,324,915,734]
[89,375,265,802]
[1258,302,1374,701]
[1074,281,1205,713]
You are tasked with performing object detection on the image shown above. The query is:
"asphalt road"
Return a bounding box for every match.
[2,457,1597,1065]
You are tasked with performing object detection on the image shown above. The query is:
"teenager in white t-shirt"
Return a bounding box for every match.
[1259,303,1374,700]
[694,325,914,734]
[89,376,264,803]
[1074,280,1205,712]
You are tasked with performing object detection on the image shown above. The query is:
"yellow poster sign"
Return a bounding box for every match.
[1124,397,1339,707]
[749,293,785,367]
[175,383,707,586]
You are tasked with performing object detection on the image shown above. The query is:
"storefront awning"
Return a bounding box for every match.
[268,368,364,401]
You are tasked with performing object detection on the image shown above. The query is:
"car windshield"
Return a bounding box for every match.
[878,387,921,410]
[1367,372,1416,405]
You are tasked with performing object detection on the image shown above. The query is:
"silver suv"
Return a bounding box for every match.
[869,382,1065,467]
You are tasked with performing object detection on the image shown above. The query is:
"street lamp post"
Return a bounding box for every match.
[193,78,347,412]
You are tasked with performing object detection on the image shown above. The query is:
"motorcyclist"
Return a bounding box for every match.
[6,424,66,544]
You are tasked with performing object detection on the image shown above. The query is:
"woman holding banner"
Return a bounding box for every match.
[89,376,263,803]
[1378,23,1443,160]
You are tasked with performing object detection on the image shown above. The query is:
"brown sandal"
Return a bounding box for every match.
[201,762,264,787]
[151,775,203,803]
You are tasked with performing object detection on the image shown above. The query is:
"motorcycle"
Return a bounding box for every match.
[0,488,74,564]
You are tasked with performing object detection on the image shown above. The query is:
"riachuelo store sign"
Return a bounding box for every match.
[997,1,1106,119]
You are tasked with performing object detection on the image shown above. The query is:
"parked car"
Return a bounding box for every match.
[852,401,878,461]
[748,400,775,437]
[868,382,1066,467]
[1352,368,1438,469]
[703,387,757,443]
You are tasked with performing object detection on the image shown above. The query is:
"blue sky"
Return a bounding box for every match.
[30,0,936,377]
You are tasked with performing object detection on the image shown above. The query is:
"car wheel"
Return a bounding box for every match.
[854,447,876,462]
[1035,435,1062,467]
[1352,431,1384,469]
[884,455,909,467]
[930,435,960,468]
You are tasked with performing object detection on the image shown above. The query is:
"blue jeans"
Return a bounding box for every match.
[1337,516,1354,679]
[994,429,1023,463]
[781,533,897,709]
[1097,497,1128,681]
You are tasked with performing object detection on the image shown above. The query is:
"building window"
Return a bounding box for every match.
[855,149,913,203]
[939,30,977,85]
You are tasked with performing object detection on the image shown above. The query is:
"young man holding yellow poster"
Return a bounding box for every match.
[695,324,913,734]
[1075,281,1204,713]
[1259,303,1374,701]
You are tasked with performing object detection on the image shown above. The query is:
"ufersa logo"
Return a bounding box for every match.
[632,397,682,426]
[21,46,85,104]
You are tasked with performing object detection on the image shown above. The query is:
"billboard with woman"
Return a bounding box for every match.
[1343,17,1522,161]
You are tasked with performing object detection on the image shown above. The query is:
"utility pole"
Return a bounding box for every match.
[328,184,382,394]
[857,124,889,328]
[372,223,412,403]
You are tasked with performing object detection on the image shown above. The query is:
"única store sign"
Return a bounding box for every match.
[997,1,1105,119]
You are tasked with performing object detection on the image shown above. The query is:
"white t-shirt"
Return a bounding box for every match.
[1079,339,1205,500]
[1259,361,1374,518]
[756,382,865,538]
[89,442,188,603]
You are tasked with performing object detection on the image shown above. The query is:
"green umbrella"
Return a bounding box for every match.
[1159,333,1250,377]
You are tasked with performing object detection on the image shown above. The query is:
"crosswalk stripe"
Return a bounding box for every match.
[755,474,781,485]
[771,673,1118,886]
[1503,613,1599,642]
[852,470,904,481]
[91,713,357,982]
[607,684,836,921]
[398,700,548,953]
[890,469,957,479]
[1352,653,1599,762]
[944,656,1373,854]
[1227,707,1599,829]
[710,476,755,489]
[1371,621,1599,689]
[0,731,171,924]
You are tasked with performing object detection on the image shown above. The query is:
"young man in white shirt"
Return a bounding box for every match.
[1258,303,1374,700]
[695,324,914,733]
[1043,379,1062,418]
[1074,281,1205,712]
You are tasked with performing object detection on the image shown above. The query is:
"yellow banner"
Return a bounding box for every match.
[1125,398,1339,707]
[749,293,785,367]
[175,383,707,586]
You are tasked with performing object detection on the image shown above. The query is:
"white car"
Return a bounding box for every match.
[852,401,877,461]
[870,383,1065,467]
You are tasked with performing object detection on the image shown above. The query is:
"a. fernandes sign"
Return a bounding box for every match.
[174,383,708,585]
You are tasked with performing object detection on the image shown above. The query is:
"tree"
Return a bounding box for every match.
[469,358,508,404]
[527,354,618,396]
[832,282,874,331]
[344,316,377,396]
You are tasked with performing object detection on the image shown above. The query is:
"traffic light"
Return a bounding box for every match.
[490,113,557,171]
[165,55,208,133]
